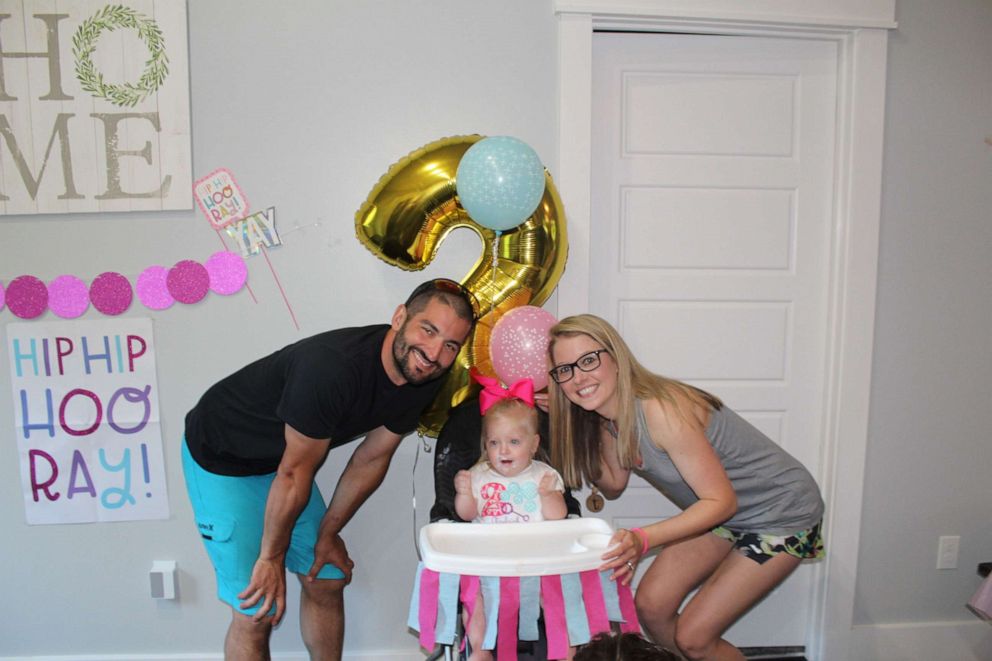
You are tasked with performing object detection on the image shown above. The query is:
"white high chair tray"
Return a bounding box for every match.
[419,518,617,577]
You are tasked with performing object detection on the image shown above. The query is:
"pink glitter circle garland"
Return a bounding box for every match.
[136,266,175,311]
[48,275,90,319]
[205,251,248,295]
[167,260,210,304]
[6,275,49,319]
[3,254,249,318]
[90,271,133,316]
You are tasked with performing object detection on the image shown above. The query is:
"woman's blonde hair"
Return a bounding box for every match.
[547,314,722,489]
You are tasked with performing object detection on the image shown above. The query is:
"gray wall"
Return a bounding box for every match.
[854,0,992,625]
[1,0,990,657]
[0,1,556,656]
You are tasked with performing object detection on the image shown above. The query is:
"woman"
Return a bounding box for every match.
[547,315,824,661]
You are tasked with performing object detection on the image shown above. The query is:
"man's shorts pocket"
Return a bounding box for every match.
[195,514,245,584]
[197,516,235,542]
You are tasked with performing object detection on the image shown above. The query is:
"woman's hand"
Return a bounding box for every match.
[599,528,645,585]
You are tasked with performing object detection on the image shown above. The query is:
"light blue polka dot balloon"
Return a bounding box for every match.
[455,136,546,232]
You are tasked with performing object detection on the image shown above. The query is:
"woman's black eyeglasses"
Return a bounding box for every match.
[405,278,480,320]
[548,349,608,384]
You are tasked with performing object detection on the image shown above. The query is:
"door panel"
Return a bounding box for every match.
[589,32,837,648]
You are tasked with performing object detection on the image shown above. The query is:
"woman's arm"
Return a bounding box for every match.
[636,396,737,549]
[600,396,737,582]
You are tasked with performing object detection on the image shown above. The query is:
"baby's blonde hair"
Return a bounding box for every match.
[477,398,541,464]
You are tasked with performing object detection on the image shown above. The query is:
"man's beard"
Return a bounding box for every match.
[392,323,445,385]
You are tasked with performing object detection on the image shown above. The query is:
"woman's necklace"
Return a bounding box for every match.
[586,418,616,513]
[586,486,604,513]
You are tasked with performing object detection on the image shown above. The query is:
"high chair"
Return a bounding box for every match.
[409,518,640,661]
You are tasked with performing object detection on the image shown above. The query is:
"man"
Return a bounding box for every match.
[182,279,476,660]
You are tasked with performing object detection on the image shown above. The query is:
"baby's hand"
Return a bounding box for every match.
[538,470,558,495]
[454,470,472,495]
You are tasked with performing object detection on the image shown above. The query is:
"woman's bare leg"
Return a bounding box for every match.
[634,532,734,650]
[674,550,800,660]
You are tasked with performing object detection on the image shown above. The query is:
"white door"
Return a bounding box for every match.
[588,32,837,649]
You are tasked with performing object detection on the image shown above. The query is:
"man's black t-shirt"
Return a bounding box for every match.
[185,325,443,476]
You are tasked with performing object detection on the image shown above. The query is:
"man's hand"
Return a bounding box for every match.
[308,532,354,584]
[238,557,287,624]
[310,426,403,583]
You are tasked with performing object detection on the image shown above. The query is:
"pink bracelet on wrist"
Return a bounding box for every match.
[630,527,650,556]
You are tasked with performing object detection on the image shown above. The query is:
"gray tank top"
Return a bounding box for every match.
[632,399,824,534]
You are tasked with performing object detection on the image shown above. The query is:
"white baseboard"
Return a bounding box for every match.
[851,620,992,660]
[1,652,424,661]
[0,657,235,661]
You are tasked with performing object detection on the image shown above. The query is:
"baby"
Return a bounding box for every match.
[455,379,567,523]
[454,374,568,659]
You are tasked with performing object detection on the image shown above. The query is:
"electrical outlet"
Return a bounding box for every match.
[936,535,960,570]
[150,560,177,599]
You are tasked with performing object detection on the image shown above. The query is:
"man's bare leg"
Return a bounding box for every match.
[299,576,347,660]
[225,610,273,661]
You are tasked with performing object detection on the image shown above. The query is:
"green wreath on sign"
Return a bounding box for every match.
[73,4,170,108]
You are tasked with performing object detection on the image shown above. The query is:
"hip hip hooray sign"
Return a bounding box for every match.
[6,318,169,524]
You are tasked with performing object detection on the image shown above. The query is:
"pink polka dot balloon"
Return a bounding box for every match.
[489,306,558,391]
[0,280,5,312]
[48,275,90,319]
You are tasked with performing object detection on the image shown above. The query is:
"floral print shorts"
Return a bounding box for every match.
[712,521,825,565]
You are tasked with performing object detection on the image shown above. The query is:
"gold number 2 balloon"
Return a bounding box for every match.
[355,135,568,436]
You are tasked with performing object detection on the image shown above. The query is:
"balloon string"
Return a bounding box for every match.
[490,231,501,317]
[260,245,301,331]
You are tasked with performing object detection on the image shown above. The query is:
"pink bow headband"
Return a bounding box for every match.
[470,368,535,415]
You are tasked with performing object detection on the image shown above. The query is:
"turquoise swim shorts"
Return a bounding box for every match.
[181,437,345,615]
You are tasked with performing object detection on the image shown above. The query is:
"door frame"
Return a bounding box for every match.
[553,2,896,659]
